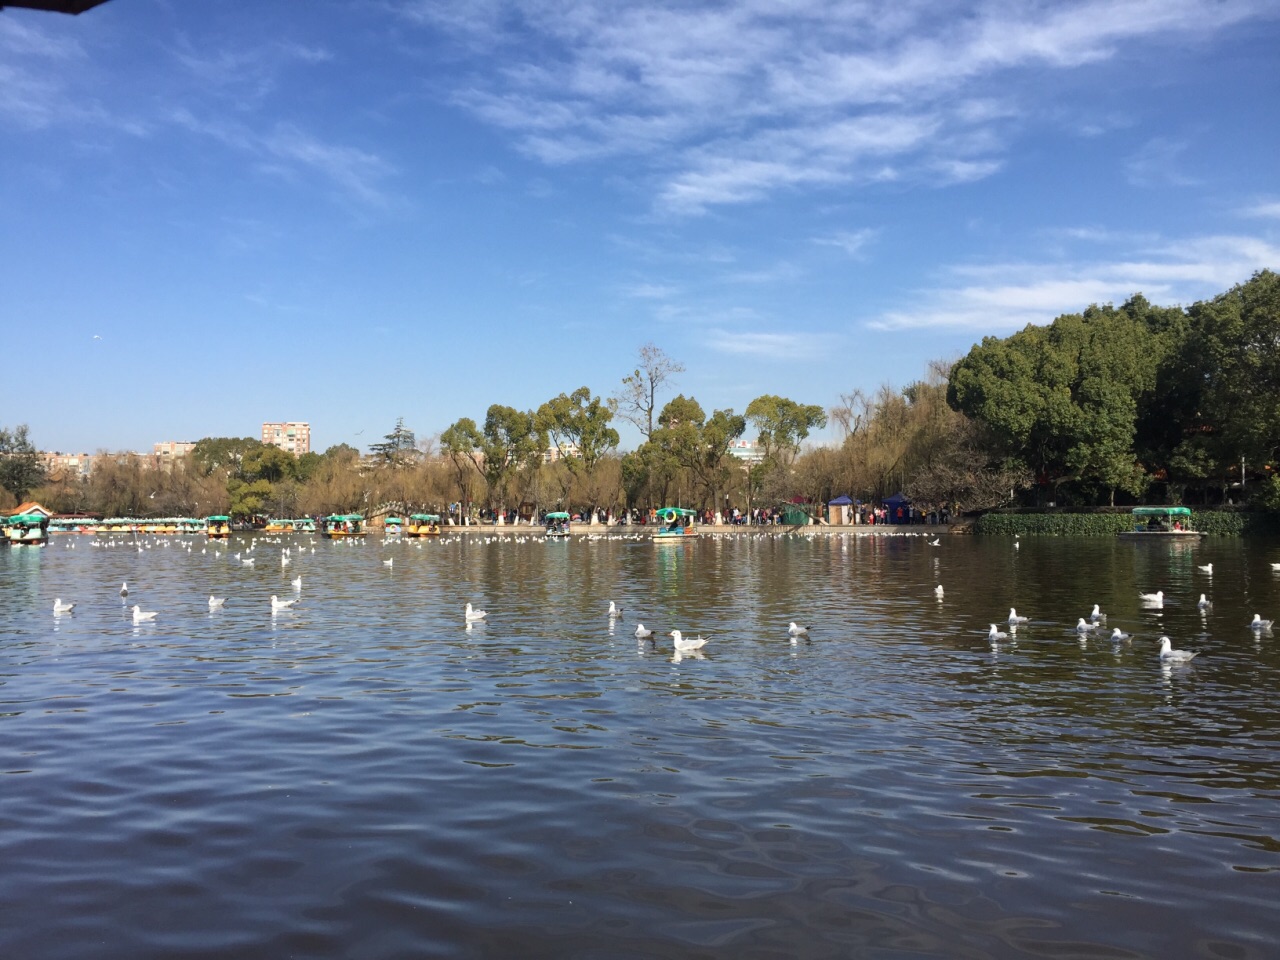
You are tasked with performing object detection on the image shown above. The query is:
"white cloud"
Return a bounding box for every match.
[406,0,1275,213]
[1124,136,1198,187]
[704,329,819,360]
[1239,200,1280,220]
[813,228,877,258]
[870,232,1280,331]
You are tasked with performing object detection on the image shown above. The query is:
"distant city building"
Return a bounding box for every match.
[154,440,195,460]
[544,442,581,463]
[727,439,765,464]
[261,421,311,455]
[43,452,95,478]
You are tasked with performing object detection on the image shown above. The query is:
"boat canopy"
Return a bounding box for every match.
[409,513,440,522]
[206,515,231,522]
[546,511,571,520]
[656,507,697,521]
[6,514,47,524]
[384,517,403,524]
[1131,506,1192,517]
[325,514,365,521]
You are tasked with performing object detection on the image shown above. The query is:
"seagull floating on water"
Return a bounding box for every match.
[634,623,653,639]
[1110,627,1132,641]
[1090,604,1106,622]
[1007,608,1029,625]
[1158,636,1198,662]
[270,595,297,612]
[608,600,622,619]
[1249,614,1274,630]
[988,624,1008,640]
[119,581,129,599]
[1197,594,1212,611]
[934,584,944,599]
[670,630,709,652]
[1075,618,1097,633]
[208,595,226,609]
[465,602,487,623]
[132,605,158,623]
[1139,590,1164,606]
[1197,563,1213,574]
[291,575,302,592]
[787,622,810,638]
[53,598,75,614]
[383,557,393,568]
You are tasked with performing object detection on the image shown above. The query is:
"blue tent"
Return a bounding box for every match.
[828,495,854,506]
[882,492,911,523]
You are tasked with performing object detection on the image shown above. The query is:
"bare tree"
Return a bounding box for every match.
[609,343,685,440]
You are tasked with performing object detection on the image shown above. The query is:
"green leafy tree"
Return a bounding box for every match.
[480,405,545,510]
[440,418,486,517]
[227,477,273,519]
[652,395,745,507]
[369,417,418,468]
[242,444,299,484]
[745,395,828,466]
[536,387,620,515]
[191,437,263,480]
[0,424,47,504]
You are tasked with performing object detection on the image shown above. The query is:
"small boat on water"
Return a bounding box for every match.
[545,511,571,538]
[1118,506,1206,540]
[406,514,441,538]
[205,515,232,540]
[383,516,403,539]
[653,506,699,542]
[4,513,50,546]
[320,514,367,539]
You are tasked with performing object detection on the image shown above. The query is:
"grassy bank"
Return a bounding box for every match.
[974,510,1280,537]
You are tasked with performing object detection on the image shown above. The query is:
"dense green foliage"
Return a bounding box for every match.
[950,271,1279,506]
[975,509,1280,537]
[0,424,47,505]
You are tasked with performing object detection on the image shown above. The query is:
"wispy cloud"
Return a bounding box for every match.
[870,232,1280,331]
[704,329,819,360]
[1239,199,1280,220]
[813,228,877,259]
[1124,136,1198,187]
[169,109,395,206]
[401,0,1273,213]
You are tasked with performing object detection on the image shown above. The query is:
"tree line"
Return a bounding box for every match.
[5,271,1277,520]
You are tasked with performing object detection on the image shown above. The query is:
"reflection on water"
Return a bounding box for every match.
[2,532,1280,959]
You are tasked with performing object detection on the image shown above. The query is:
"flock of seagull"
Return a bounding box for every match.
[39,531,1279,665]
[974,565,1275,663]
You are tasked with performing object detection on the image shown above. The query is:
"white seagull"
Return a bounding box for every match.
[1249,614,1274,630]
[1197,563,1213,574]
[132,605,158,623]
[382,557,393,568]
[988,624,1008,640]
[119,581,129,599]
[1158,636,1198,662]
[934,584,944,599]
[634,624,654,639]
[1197,594,1212,611]
[1008,608,1029,625]
[928,538,941,547]
[1139,590,1164,605]
[608,600,622,619]
[1110,627,1132,641]
[270,595,297,612]
[1090,604,1106,622]
[53,598,76,614]
[670,630,709,652]
[208,595,226,609]
[291,575,302,592]
[465,602,487,623]
[1075,618,1096,633]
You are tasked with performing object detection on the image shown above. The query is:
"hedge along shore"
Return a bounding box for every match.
[974,510,1280,537]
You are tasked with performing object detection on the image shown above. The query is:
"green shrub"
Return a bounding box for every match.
[975,510,1280,537]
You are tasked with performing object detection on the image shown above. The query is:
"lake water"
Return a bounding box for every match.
[3,530,1279,959]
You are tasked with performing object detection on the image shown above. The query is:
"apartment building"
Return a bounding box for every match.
[261,421,311,455]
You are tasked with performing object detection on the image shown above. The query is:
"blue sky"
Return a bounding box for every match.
[3,0,1278,455]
